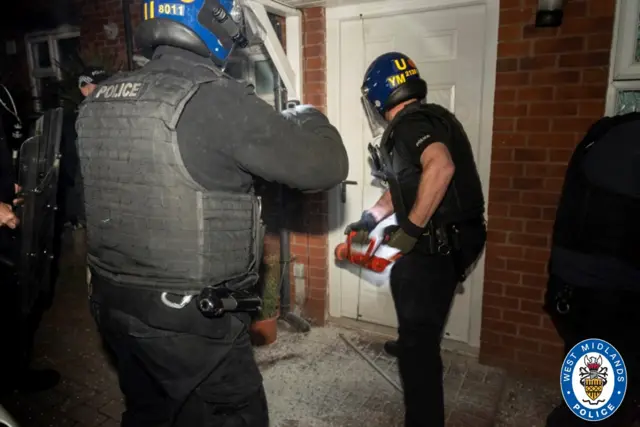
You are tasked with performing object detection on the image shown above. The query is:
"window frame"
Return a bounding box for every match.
[25,25,80,112]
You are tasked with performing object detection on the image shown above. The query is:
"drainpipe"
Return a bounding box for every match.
[271,16,311,333]
[121,0,134,70]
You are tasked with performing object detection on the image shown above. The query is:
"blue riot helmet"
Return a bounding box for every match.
[135,0,260,66]
[361,52,427,138]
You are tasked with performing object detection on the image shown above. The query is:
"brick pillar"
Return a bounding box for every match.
[287,7,329,325]
[480,0,616,377]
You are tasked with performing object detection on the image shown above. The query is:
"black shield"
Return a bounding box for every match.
[16,108,63,315]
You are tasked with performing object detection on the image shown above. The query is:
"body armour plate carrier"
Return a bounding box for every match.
[76,57,264,294]
[552,113,640,276]
[382,103,485,226]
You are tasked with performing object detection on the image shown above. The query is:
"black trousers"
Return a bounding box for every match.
[390,222,486,427]
[544,276,640,425]
[90,290,269,427]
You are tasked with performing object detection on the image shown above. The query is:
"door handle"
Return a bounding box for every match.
[340,180,357,203]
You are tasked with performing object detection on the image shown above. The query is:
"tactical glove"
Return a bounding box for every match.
[383,223,423,254]
[344,211,378,235]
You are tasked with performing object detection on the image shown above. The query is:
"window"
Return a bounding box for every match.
[608,0,640,114]
[25,26,80,112]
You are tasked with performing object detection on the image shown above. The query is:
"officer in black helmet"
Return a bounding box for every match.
[75,0,348,425]
[345,52,486,427]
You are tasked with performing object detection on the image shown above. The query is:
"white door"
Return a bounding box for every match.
[332,4,488,343]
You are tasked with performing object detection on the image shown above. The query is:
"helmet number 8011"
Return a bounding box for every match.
[158,3,185,16]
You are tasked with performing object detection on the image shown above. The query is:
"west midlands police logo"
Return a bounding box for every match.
[561,338,627,422]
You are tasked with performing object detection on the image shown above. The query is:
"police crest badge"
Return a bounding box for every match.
[560,338,628,422]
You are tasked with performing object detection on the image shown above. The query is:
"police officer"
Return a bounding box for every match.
[345,52,486,427]
[75,0,348,425]
[544,114,640,426]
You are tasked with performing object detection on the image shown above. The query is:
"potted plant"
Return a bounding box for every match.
[250,255,280,346]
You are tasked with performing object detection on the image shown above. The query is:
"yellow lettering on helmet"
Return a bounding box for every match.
[144,2,148,20]
[394,59,408,71]
[150,1,155,18]
[180,0,195,2]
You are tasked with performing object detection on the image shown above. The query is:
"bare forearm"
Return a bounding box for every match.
[368,191,394,222]
[408,163,455,227]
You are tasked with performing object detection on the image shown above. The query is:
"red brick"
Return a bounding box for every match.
[518,86,554,101]
[494,133,528,147]
[485,268,521,284]
[483,306,503,320]
[564,0,588,17]
[530,102,579,117]
[520,299,546,314]
[491,162,524,177]
[489,189,521,203]
[544,178,565,192]
[524,163,567,178]
[500,8,535,25]
[488,217,524,232]
[492,148,514,162]
[497,58,519,72]
[499,24,524,41]
[518,55,557,70]
[505,258,545,275]
[562,16,614,34]
[523,247,551,262]
[516,119,550,133]
[587,33,613,51]
[502,335,540,352]
[495,103,528,117]
[495,89,517,103]
[578,101,605,117]
[531,70,581,85]
[500,0,523,9]
[486,243,525,259]
[488,202,510,217]
[528,133,579,148]
[487,230,508,244]
[518,325,560,343]
[505,285,543,301]
[493,118,516,132]
[555,85,607,100]
[521,191,559,206]
[522,274,548,288]
[551,118,597,133]
[508,232,549,248]
[559,52,610,68]
[512,177,543,190]
[482,343,516,359]
[582,68,609,83]
[483,319,518,335]
[498,41,531,57]
[523,25,558,39]
[514,147,548,161]
[589,0,616,17]
[503,309,542,327]
[484,281,505,296]
[496,72,531,87]
[510,204,542,219]
[534,37,584,54]
[548,148,573,163]
[305,32,325,46]
[525,220,553,235]
[484,295,520,310]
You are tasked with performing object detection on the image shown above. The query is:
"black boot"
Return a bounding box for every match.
[384,340,399,358]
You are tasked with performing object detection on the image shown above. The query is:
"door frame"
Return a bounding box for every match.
[325,0,499,348]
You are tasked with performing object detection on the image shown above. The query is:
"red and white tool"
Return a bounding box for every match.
[334,216,402,274]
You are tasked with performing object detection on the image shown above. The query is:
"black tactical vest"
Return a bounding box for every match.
[551,113,640,284]
[76,56,264,295]
[383,103,485,226]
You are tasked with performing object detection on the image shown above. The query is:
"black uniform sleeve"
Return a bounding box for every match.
[392,111,450,166]
[212,80,349,191]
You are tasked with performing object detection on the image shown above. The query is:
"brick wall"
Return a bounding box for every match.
[289,7,330,324]
[480,0,616,377]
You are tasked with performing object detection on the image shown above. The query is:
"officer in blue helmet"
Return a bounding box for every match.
[345,52,487,427]
[75,0,348,425]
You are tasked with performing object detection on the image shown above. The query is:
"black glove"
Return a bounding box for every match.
[383,221,425,254]
[280,104,331,129]
[344,211,378,235]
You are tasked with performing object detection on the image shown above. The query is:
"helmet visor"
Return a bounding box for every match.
[361,95,387,139]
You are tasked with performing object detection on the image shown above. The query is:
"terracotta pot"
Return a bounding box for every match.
[250,315,278,347]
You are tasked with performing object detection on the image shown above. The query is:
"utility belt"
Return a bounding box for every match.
[416,217,486,281]
[90,273,263,320]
